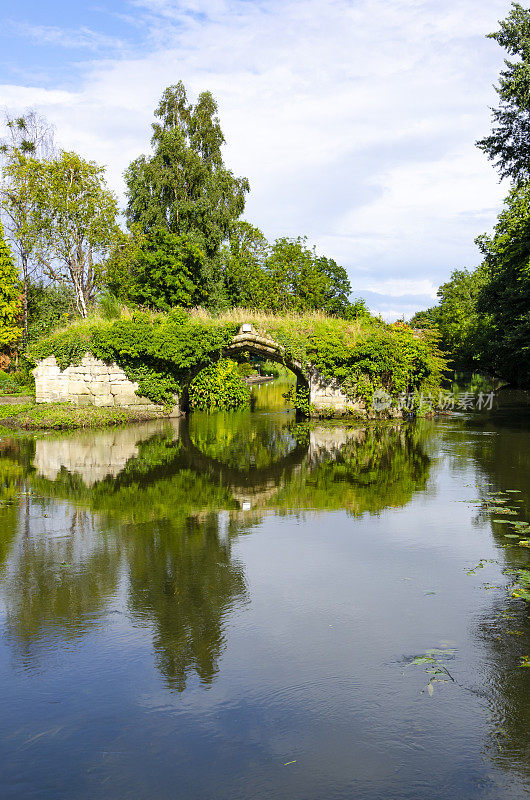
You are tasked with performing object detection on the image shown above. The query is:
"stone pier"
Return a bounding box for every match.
[33,354,180,415]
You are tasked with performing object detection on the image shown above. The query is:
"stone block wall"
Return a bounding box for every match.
[309,370,362,415]
[33,354,180,415]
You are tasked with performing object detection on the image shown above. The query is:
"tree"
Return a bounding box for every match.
[409,308,440,329]
[220,227,356,314]
[0,221,22,348]
[0,111,55,337]
[476,3,530,182]
[475,183,530,386]
[106,227,207,310]
[265,237,328,312]
[221,221,270,308]
[313,255,352,316]
[263,237,353,314]
[26,282,75,344]
[125,82,249,290]
[409,269,487,373]
[33,151,119,317]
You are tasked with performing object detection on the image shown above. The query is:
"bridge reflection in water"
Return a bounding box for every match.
[0,413,431,691]
[27,411,431,517]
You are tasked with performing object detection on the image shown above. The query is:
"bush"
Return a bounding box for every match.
[189,359,251,411]
[27,283,76,344]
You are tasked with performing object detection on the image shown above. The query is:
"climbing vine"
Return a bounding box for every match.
[28,310,446,411]
[189,359,251,411]
[29,310,238,406]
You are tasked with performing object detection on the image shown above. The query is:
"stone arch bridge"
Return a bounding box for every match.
[33,325,355,415]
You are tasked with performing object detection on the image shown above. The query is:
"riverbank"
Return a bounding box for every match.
[0,401,166,431]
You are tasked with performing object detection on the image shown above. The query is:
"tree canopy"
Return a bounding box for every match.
[125,83,249,264]
[33,151,119,317]
[477,2,530,182]
[220,225,357,316]
[0,111,55,336]
[475,183,530,386]
[106,227,207,311]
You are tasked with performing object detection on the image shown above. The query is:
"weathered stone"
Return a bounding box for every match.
[93,394,114,407]
[67,380,89,395]
[90,382,111,395]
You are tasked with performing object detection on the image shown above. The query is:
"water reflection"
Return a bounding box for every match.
[126,513,248,692]
[0,413,431,688]
[22,413,432,519]
[0,404,529,799]
[457,407,530,789]
[3,509,121,667]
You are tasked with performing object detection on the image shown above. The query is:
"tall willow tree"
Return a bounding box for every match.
[124,83,249,303]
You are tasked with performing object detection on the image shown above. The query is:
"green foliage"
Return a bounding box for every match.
[32,151,120,317]
[0,370,21,394]
[220,227,356,316]
[0,221,21,347]
[189,359,251,411]
[410,269,487,373]
[125,82,249,272]
[343,298,371,319]
[282,385,313,415]
[29,312,238,406]
[475,183,530,386]
[28,310,445,412]
[268,317,445,408]
[26,281,75,343]
[412,184,530,386]
[106,227,207,310]
[476,3,530,182]
[259,360,281,378]
[221,221,270,308]
[0,369,33,395]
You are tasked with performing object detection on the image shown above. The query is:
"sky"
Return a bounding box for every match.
[0,0,512,319]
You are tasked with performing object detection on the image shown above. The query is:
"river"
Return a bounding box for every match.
[0,384,528,799]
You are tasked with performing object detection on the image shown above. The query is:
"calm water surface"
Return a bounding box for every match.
[0,386,529,799]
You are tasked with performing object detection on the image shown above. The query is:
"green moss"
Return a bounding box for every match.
[0,402,163,430]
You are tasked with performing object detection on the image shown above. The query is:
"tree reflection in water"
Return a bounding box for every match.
[126,513,248,692]
[458,407,530,790]
[0,412,432,688]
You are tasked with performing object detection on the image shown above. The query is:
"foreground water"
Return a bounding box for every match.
[0,388,529,799]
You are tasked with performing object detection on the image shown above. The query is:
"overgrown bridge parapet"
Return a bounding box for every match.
[33,324,357,416]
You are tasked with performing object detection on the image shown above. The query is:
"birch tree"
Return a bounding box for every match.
[34,151,119,317]
[0,111,55,336]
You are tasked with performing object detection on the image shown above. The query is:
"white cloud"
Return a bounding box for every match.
[10,23,126,52]
[0,0,510,314]
[357,279,438,298]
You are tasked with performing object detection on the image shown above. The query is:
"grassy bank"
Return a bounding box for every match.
[0,401,164,431]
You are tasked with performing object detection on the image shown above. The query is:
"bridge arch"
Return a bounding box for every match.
[180,325,310,412]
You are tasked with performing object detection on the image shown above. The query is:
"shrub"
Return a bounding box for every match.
[189,359,251,411]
